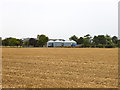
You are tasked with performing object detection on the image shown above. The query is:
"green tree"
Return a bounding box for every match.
[83,38,90,47]
[9,38,20,46]
[24,40,29,47]
[0,37,2,46]
[2,38,11,46]
[37,34,49,47]
[78,37,84,44]
[84,34,92,45]
[29,38,37,47]
[112,36,118,44]
[105,34,112,45]
[17,39,23,47]
[2,37,20,47]
[69,35,78,43]
[93,36,99,45]
[97,35,106,45]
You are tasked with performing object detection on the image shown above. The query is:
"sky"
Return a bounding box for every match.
[0,0,119,40]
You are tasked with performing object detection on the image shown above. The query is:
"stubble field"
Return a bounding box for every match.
[2,48,118,88]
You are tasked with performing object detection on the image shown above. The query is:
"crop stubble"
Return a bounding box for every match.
[2,48,118,88]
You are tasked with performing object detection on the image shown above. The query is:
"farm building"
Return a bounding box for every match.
[47,39,77,47]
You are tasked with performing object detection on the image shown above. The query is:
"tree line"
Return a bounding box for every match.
[2,34,49,47]
[69,34,119,48]
[1,34,120,48]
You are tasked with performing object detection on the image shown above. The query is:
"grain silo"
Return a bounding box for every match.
[47,39,77,47]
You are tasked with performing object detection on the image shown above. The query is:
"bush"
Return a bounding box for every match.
[96,44,104,48]
[91,45,96,48]
[105,45,115,48]
[82,44,90,48]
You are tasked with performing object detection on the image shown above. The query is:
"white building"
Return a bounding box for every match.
[47,40,77,47]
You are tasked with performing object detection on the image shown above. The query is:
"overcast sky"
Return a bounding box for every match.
[0,0,119,39]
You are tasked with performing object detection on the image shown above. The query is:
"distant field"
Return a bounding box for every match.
[2,48,118,88]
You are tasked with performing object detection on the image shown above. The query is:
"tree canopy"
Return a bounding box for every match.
[69,35,78,43]
[2,37,21,47]
[37,34,49,47]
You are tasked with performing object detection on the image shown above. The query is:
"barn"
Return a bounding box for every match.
[47,40,77,47]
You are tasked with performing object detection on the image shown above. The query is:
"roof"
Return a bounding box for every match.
[47,40,76,43]
[63,41,76,43]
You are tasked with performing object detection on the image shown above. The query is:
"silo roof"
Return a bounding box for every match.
[47,40,76,43]
[54,40,64,43]
[64,40,76,43]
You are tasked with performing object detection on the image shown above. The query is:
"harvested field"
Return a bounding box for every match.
[2,48,118,88]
